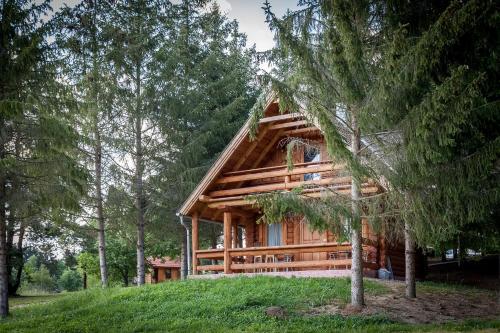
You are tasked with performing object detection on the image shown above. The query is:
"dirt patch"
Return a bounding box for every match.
[306,280,500,324]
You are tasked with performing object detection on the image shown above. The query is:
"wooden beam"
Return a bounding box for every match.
[232,124,271,171]
[269,120,308,130]
[195,250,224,259]
[210,177,351,198]
[223,160,334,176]
[250,129,285,170]
[223,211,232,274]
[258,113,303,124]
[196,264,224,271]
[215,164,341,184]
[230,259,352,270]
[284,127,320,135]
[220,206,255,219]
[228,243,351,256]
[207,186,380,208]
[191,212,199,275]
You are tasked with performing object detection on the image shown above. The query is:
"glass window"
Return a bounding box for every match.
[304,148,321,180]
[267,223,282,246]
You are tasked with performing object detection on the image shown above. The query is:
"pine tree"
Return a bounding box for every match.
[0,0,85,317]
[260,0,385,308]
[368,0,500,296]
[53,0,120,288]
[149,1,258,276]
[105,0,173,285]
[259,0,499,303]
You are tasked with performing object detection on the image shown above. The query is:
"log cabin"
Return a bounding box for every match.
[177,96,425,279]
[145,257,181,283]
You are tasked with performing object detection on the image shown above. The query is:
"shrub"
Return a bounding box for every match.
[58,269,82,292]
[29,264,57,292]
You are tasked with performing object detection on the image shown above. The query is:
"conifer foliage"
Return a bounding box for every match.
[257,0,499,304]
[0,0,86,317]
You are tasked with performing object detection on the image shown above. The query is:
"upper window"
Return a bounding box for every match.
[304,148,321,181]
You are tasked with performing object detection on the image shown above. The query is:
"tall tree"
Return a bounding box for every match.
[106,0,171,285]
[259,0,499,303]
[54,0,119,287]
[0,0,85,316]
[260,0,384,308]
[369,0,500,297]
[150,1,258,276]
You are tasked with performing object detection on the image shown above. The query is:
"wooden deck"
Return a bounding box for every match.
[188,269,353,279]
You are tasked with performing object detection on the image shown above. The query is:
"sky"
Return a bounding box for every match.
[48,0,299,52]
[213,0,298,51]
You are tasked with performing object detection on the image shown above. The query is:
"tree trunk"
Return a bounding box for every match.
[94,124,108,287]
[404,219,416,298]
[5,214,14,295]
[180,230,188,279]
[123,271,128,287]
[350,114,364,308]
[9,222,25,296]
[135,63,145,286]
[90,0,108,288]
[0,179,8,317]
[83,271,87,290]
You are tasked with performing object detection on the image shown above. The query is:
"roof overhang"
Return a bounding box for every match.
[177,93,278,217]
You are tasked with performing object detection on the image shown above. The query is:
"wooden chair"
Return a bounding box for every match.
[253,255,264,273]
[283,254,294,272]
[265,255,277,272]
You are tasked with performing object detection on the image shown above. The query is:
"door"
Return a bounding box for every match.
[299,220,328,265]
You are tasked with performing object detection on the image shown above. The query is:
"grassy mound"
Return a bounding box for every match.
[1,276,498,333]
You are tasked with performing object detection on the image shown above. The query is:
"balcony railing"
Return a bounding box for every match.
[198,161,380,209]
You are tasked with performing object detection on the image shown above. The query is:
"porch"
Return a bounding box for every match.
[191,210,380,276]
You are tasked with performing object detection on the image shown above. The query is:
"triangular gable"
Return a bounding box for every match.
[178,94,388,220]
[177,94,312,218]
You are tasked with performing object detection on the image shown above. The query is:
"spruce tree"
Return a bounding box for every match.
[260,0,385,308]
[105,0,172,285]
[0,0,85,316]
[54,0,119,288]
[259,0,499,303]
[150,1,258,276]
[368,0,500,296]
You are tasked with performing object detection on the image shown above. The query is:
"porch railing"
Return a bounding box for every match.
[194,242,378,274]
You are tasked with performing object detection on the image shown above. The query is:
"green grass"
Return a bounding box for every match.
[0,277,498,333]
[9,294,62,308]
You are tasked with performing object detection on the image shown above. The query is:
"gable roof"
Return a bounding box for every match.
[177,93,390,219]
[147,257,181,268]
[177,93,278,217]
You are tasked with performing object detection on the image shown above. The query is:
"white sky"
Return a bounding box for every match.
[49,0,298,52]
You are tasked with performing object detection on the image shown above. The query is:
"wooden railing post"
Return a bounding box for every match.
[192,212,199,275]
[223,211,232,274]
[233,220,240,248]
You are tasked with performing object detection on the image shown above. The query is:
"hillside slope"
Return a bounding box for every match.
[1,277,498,333]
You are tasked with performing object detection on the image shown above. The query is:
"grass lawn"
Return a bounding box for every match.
[1,276,498,333]
[9,294,62,309]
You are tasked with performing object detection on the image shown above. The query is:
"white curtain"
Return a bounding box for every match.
[267,223,282,246]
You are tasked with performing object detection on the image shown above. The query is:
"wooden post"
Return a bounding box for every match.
[233,221,240,248]
[191,212,199,275]
[224,211,232,274]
